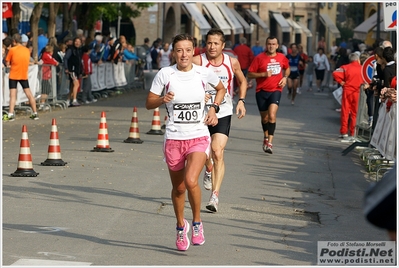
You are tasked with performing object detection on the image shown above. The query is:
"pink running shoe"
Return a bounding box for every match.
[191,221,205,245]
[176,219,190,251]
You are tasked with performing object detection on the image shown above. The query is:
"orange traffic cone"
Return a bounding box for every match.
[146,107,164,135]
[124,107,143,144]
[11,125,39,177]
[161,115,167,130]
[41,118,67,166]
[92,111,114,152]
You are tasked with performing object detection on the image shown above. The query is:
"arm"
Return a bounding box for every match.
[146,71,173,110]
[205,80,226,126]
[231,57,247,118]
[332,68,345,86]
[278,66,290,88]
[325,55,330,71]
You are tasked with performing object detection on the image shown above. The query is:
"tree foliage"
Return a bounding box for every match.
[75,3,153,32]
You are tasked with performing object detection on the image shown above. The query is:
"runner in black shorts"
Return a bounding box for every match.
[286,43,302,105]
[248,36,290,154]
[256,91,282,112]
[208,115,231,136]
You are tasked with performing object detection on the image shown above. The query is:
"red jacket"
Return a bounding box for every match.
[82,53,92,75]
[41,52,58,80]
[233,44,254,70]
[332,61,363,92]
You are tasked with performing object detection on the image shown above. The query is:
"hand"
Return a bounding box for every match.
[162,91,175,104]
[236,102,246,119]
[204,109,218,126]
[204,93,211,103]
[278,77,287,87]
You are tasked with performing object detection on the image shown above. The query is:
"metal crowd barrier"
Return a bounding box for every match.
[2,64,40,115]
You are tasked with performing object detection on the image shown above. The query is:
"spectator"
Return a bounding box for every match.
[251,40,263,56]
[157,42,172,69]
[382,47,396,88]
[318,36,326,50]
[123,44,139,61]
[89,34,104,64]
[142,37,150,52]
[334,47,349,70]
[234,37,254,88]
[3,33,39,121]
[314,47,330,92]
[339,39,347,49]
[37,28,48,59]
[330,40,338,59]
[63,37,83,107]
[21,34,29,47]
[39,45,59,110]
[305,55,315,92]
[81,45,97,104]
[333,53,364,142]
[150,41,160,70]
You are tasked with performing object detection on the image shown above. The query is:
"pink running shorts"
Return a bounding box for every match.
[164,136,210,171]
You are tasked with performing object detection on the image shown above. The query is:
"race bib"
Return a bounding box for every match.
[267,64,282,75]
[173,102,202,124]
[205,89,227,106]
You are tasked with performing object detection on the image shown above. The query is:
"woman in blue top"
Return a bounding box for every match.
[286,43,303,105]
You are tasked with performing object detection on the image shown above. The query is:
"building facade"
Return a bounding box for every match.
[130,2,342,57]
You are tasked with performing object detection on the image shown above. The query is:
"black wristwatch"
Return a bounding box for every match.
[210,103,220,113]
[238,98,245,104]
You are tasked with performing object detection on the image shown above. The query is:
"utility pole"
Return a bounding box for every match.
[117,3,121,37]
[376,2,380,42]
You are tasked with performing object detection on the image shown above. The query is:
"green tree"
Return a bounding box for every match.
[75,3,153,38]
[345,3,364,29]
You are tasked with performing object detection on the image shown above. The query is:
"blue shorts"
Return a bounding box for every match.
[256,90,281,112]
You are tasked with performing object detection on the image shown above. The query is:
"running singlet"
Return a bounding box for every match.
[200,53,234,118]
[150,64,220,140]
[287,53,301,74]
[248,52,289,93]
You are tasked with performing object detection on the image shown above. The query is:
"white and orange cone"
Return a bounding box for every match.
[124,107,143,144]
[146,107,164,135]
[11,125,39,177]
[92,111,114,152]
[41,118,67,166]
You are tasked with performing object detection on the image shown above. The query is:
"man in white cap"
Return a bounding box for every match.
[21,34,29,46]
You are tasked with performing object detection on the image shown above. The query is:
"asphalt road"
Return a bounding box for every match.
[2,82,387,266]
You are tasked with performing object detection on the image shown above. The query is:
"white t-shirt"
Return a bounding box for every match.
[200,53,234,118]
[159,49,171,68]
[150,64,220,140]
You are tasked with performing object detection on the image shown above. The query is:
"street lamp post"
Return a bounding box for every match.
[117,3,121,37]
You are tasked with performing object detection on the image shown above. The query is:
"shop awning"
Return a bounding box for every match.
[245,9,269,33]
[203,3,232,35]
[270,11,290,33]
[319,13,341,38]
[216,3,244,35]
[182,3,211,35]
[353,11,383,40]
[297,21,313,37]
[229,8,251,34]
[371,20,389,39]
[286,18,302,34]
